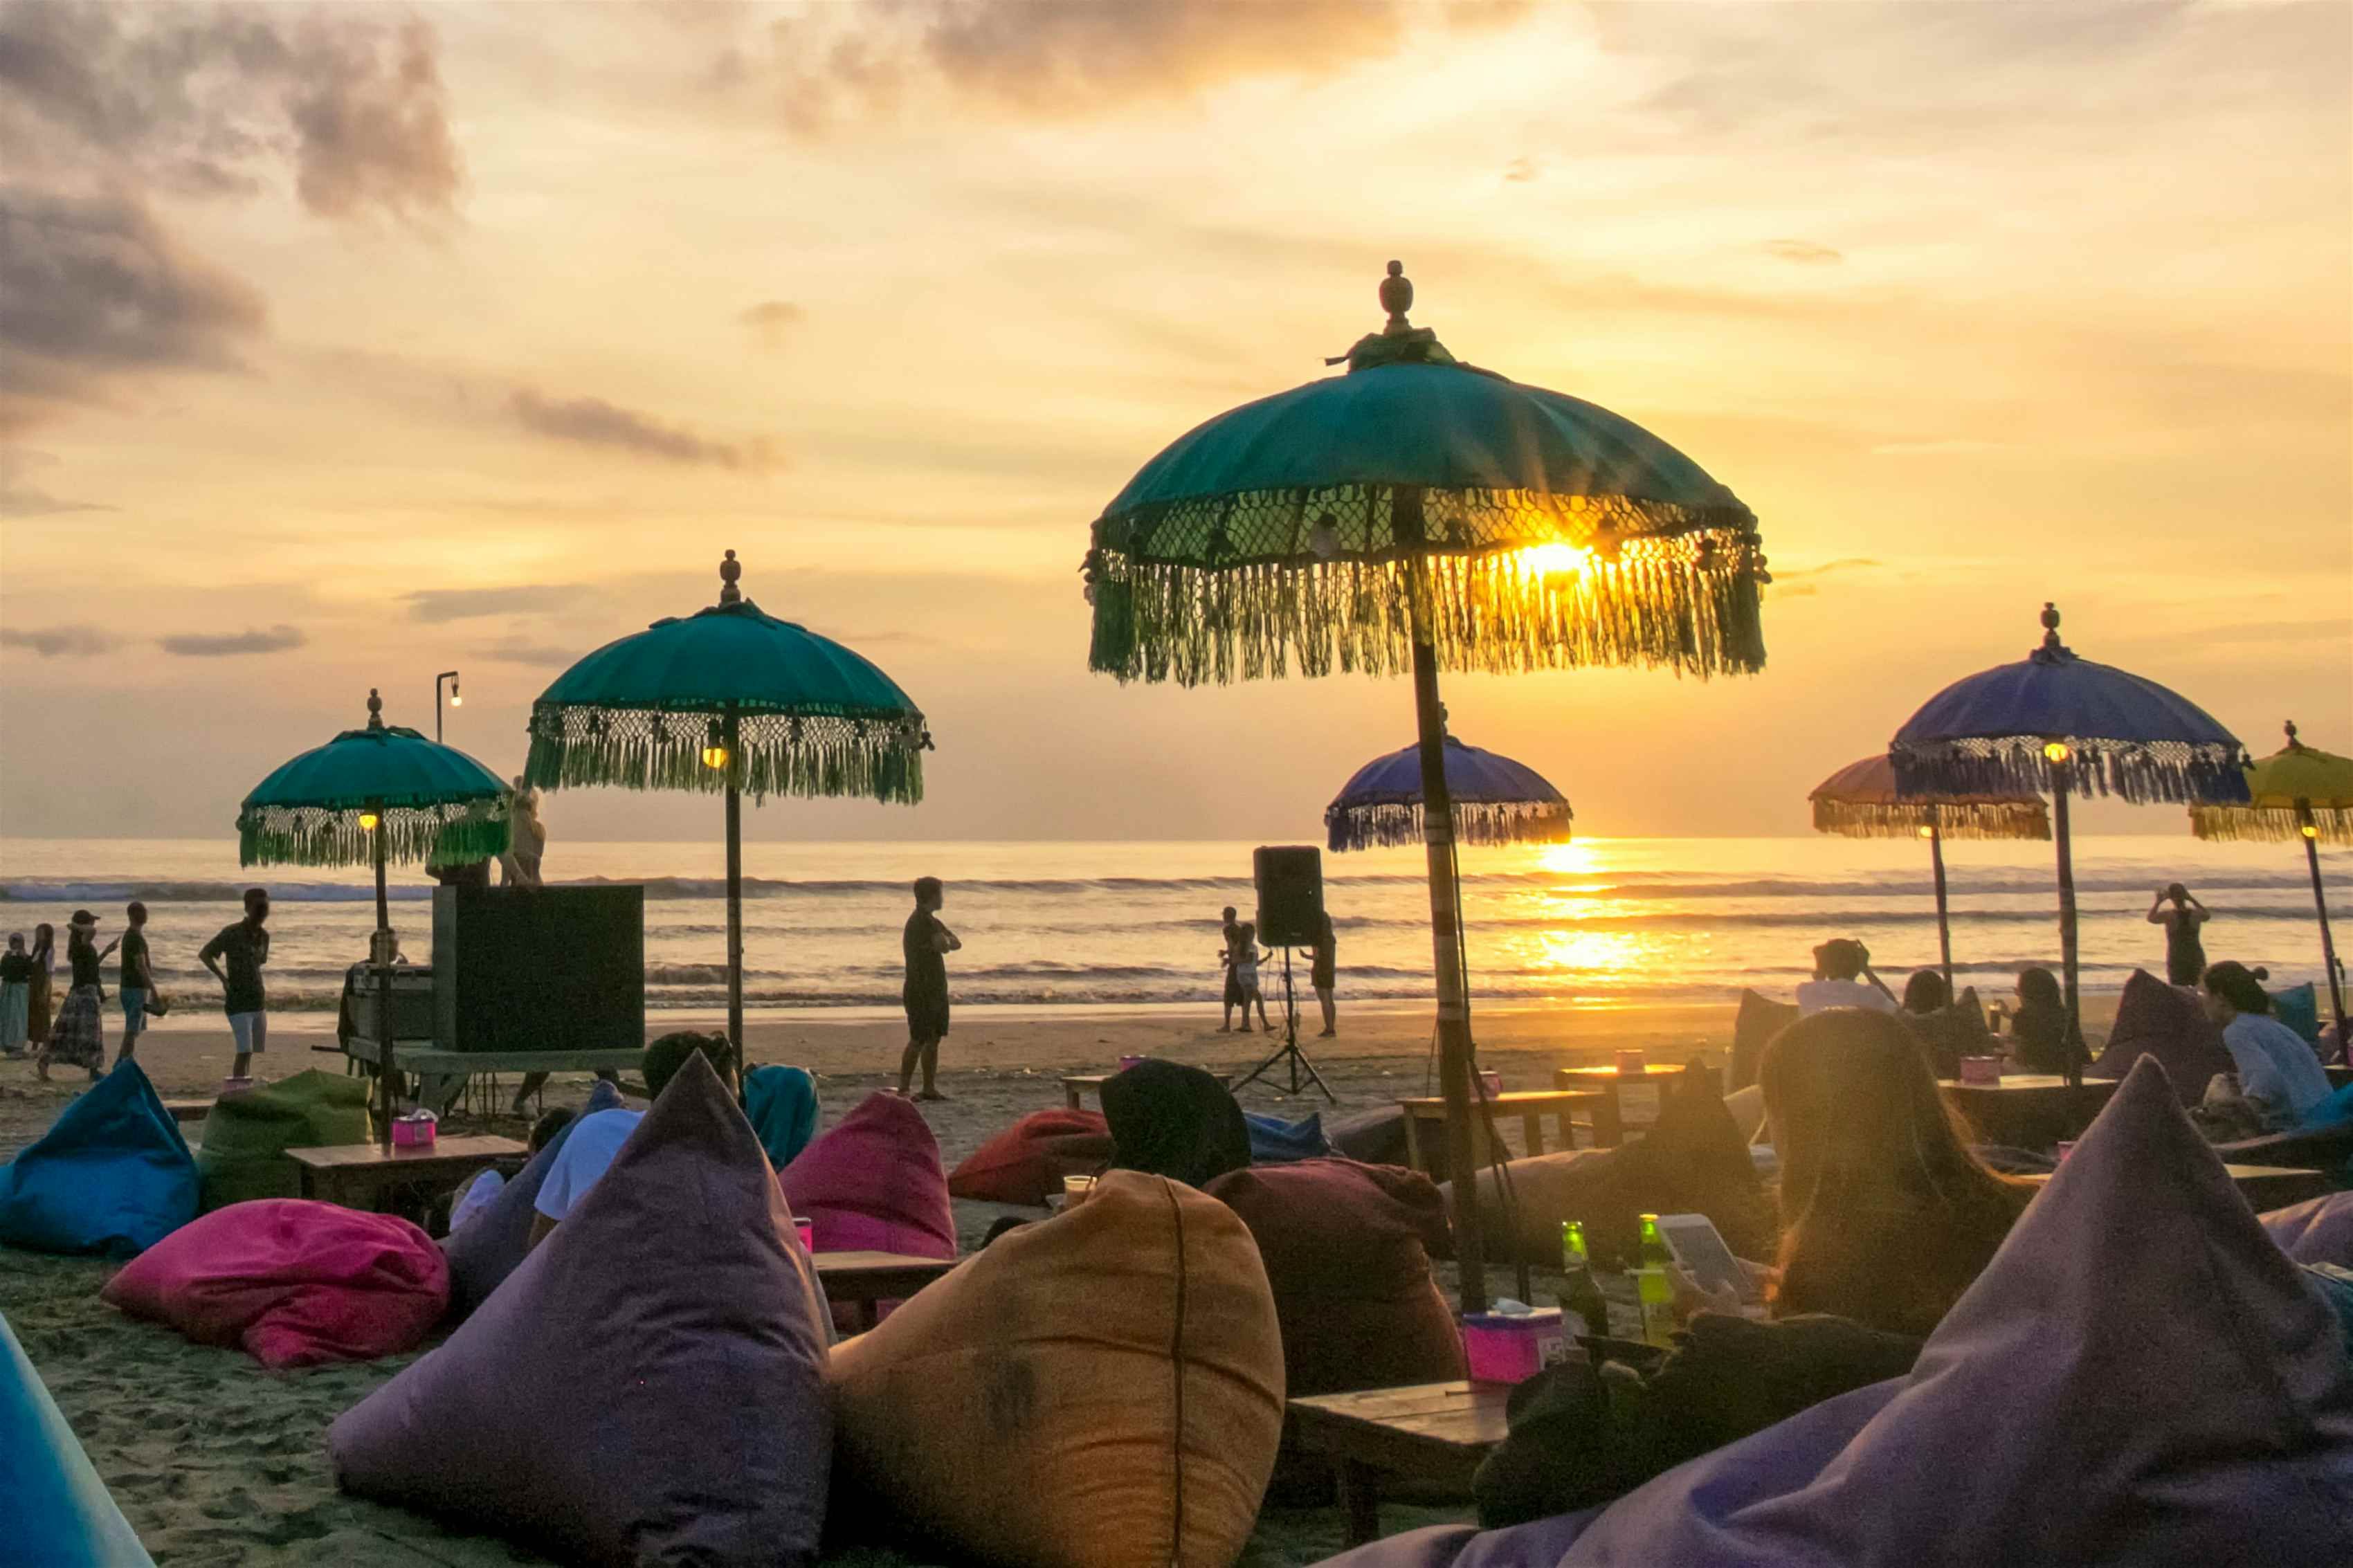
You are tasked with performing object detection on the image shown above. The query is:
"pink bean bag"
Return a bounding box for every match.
[948,1109,1114,1206]
[2262,1190,2353,1266]
[778,1091,955,1259]
[100,1199,448,1369]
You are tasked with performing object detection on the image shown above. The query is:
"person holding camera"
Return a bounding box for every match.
[1796,938,1898,1016]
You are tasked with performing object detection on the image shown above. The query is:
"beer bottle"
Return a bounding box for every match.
[1633,1213,1677,1347]
[1560,1220,1609,1339]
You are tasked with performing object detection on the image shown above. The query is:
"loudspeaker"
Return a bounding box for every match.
[433,884,645,1054]
[1253,845,1324,949]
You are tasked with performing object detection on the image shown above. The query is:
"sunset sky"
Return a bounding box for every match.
[3,0,2347,848]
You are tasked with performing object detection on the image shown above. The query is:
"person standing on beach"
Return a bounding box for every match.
[1,934,33,1057]
[115,900,154,1068]
[200,888,271,1080]
[1217,905,1246,1031]
[2147,883,2211,987]
[38,909,109,1082]
[1232,921,1272,1032]
[897,877,959,1101]
[1311,909,1338,1038]
[25,922,55,1052]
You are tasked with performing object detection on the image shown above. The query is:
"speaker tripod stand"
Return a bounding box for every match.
[1227,947,1335,1102]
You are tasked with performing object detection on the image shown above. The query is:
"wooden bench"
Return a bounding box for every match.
[1062,1074,1109,1111]
[1289,1380,1517,1547]
[814,1250,960,1331]
[343,1036,648,1115]
[160,1098,212,1127]
[287,1135,529,1213]
[1938,1074,2118,1149]
[2021,1162,2334,1211]
[1396,1090,1613,1182]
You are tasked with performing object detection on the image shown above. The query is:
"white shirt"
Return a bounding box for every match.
[532,1108,644,1222]
[1795,979,1898,1017]
[449,1168,504,1232]
[2222,1014,2333,1131]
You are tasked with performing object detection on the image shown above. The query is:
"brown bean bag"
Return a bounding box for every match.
[1731,990,1798,1092]
[1444,1061,1775,1268]
[946,1108,1115,1205]
[2088,969,2234,1106]
[1206,1159,1463,1398]
[828,1168,1284,1568]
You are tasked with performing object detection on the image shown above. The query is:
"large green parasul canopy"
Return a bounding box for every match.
[238,693,509,869]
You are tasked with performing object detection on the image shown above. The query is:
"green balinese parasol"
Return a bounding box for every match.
[1082,264,1766,1310]
[523,551,930,1064]
[237,689,511,1144]
[2190,721,2352,1036]
[1809,754,2048,996]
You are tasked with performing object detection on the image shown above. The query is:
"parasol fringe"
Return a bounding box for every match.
[2190,804,2353,846]
[1087,485,1764,686]
[237,801,510,869]
[524,706,925,806]
[1810,798,2051,841]
[1326,800,1574,853]
[1891,737,2250,808]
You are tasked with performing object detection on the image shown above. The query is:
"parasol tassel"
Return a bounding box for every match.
[524,707,926,807]
[1891,737,2251,808]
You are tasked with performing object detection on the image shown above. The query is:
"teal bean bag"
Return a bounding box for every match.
[1,1310,154,1567]
[0,1062,197,1257]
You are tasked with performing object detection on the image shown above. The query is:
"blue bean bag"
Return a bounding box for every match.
[0,1062,197,1258]
[2,1309,154,1567]
[2272,982,2323,1047]
[1245,1111,1332,1163]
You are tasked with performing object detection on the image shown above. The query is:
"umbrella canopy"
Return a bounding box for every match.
[1809,754,2048,840]
[2190,722,2353,846]
[1080,263,1764,1313]
[237,691,510,870]
[1327,735,1572,852]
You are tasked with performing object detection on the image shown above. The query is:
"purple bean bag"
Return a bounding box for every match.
[776,1091,954,1259]
[328,1054,833,1566]
[2087,969,2233,1105]
[1320,1059,2353,1567]
[2263,1191,2353,1267]
[436,1118,579,1323]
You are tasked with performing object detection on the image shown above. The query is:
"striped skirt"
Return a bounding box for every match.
[0,981,26,1051]
[42,983,105,1071]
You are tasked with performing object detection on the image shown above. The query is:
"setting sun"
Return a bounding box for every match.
[1516,543,1593,580]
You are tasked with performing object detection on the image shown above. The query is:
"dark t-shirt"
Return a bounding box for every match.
[902,909,946,996]
[67,937,102,990]
[201,920,270,1014]
[120,929,152,990]
[1,952,31,985]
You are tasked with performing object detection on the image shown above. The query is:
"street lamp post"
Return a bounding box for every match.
[435,671,462,743]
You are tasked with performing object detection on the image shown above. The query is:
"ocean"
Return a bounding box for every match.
[0,836,2343,1017]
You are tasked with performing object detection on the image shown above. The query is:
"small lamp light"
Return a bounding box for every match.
[700,720,729,771]
[1917,825,1936,839]
[358,811,381,831]
[2302,823,2320,840]
[450,680,462,709]
[2043,741,2071,763]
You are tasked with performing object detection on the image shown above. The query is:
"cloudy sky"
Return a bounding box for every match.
[3,0,2347,847]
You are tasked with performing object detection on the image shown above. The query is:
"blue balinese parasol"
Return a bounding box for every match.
[1082,263,1765,1311]
[1326,734,1572,853]
[1891,605,2247,1080]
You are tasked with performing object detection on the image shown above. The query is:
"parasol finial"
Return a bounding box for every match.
[719,549,742,605]
[1380,260,1413,334]
[2285,718,2302,749]
[2033,601,2073,663]
[365,688,383,730]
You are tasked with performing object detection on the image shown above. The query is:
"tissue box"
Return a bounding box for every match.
[1958,1055,2003,1085]
[392,1110,438,1148]
[1461,1307,1568,1385]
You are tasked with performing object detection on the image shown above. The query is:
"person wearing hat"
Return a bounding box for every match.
[37,909,111,1081]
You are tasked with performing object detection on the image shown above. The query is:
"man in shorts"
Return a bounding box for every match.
[116,899,154,1067]
[896,877,959,1101]
[200,888,271,1078]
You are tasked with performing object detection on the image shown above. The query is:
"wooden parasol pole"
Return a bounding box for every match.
[723,702,745,1096]
[1926,812,1954,998]
[2300,803,2347,1039]
[2048,745,2083,1087]
[370,793,394,1150]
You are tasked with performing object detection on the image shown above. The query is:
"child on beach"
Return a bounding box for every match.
[1217,904,1246,1032]
[1233,922,1272,1033]
[1,934,30,1057]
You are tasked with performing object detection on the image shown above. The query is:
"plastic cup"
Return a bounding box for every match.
[1478,1069,1504,1097]
[794,1218,815,1252]
[1062,1174,1097,1208]
[1615,1049,1648,1076]
[1119,1055,1147,1071]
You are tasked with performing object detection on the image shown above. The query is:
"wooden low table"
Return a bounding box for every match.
[1289,1380,1516,1547]
[288,1135,528,1212]
[1062,1074,1109,1111]
[815,1250,960,1331]
[1397,1090,1612,1182]
[160,1098,212,1127]
[1553,1061,1702,1140]
[1940,1074,2118,1149]
[2022,1162,2334,1210]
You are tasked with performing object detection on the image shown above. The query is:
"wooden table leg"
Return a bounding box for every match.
[1334,1457,1382,1547]
[1591,1091,1624,1149]
[1401,1111,1430,1179]
[855,1300,881,1332]
[1064,1082,1082,1111]
[1520,1110,1544,1157]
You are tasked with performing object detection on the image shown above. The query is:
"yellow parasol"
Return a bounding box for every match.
[2190,721,2352,1035]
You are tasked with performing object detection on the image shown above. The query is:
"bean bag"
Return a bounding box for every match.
[1205,1158,1461,1398]
[1104,1059,1252,1189]
[1729,989,1797,1092]
[948,1108,1114,1205]
[196,1069,373,1211]
[828,1169,1284,1568]
[1444,1062,1774,1268]
[2262,1189,2353,1266]
[1329,1104,1410,1166]
[2216,1079,2353,1169]
[1318,1058,2353,1568]
[0,1061,197,1257]
[2087,969,2233,1106]
[2272,981,2323,1046]
[437,1113,587,1324]
[1244,1110,1332,1164]
[2,1310,155,1567]
[329,1054,833,1567]
[777,1090,954,1259]
[101,1200,448,1369]
[1897,992,1991,1080]
[747,1064,820,1167]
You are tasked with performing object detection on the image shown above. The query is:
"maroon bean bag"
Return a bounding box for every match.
[947,1108,1115,1206]
[2262,1190,2353,1266]
[2087,969,2233,1106]
[327,1054,834,1567]
[778,1091,955,1259]
[1206,1158,1464,1398]
[100,1199,447,1369]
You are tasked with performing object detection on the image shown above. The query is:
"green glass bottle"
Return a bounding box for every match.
[1560,1221,1608,1338]
[1634,1213,1676,1347]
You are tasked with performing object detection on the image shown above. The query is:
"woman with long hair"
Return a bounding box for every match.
[25,922,55,1050]
[1755,1008,2035,1338]
[2201,960,2331,1131]
[2002,966,2081,1075]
